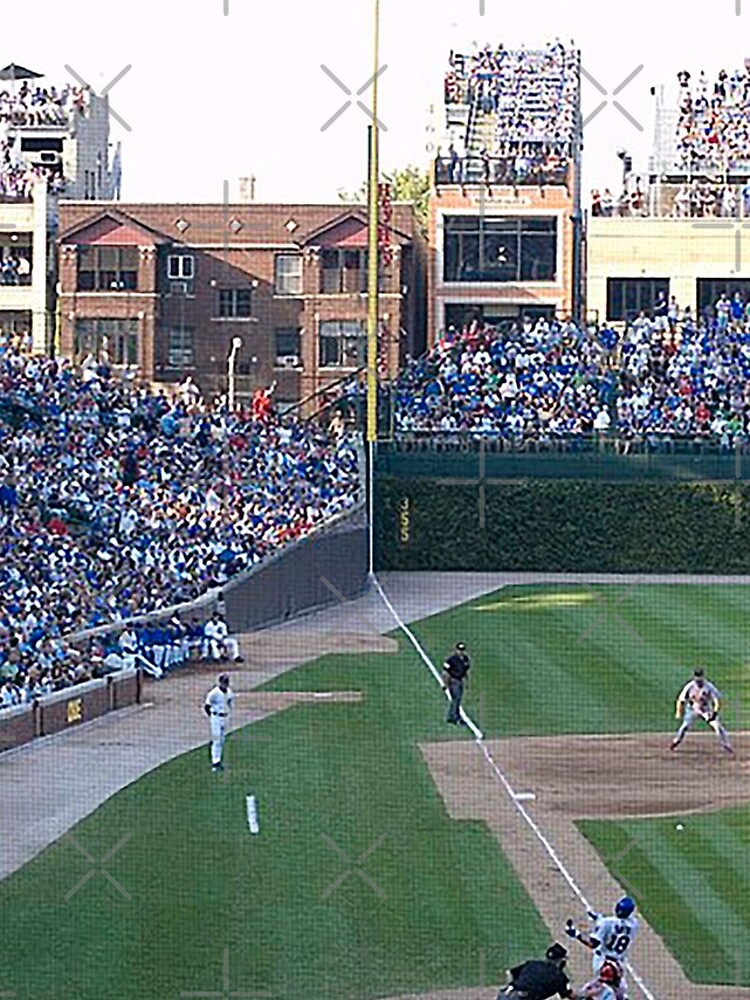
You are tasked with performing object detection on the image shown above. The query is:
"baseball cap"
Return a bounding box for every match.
[218,673,230,685]
[456,642,467,651]
[546,943,567,962]
[694,668,705,677]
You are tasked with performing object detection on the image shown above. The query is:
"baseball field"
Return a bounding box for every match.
[2,577,750,1000]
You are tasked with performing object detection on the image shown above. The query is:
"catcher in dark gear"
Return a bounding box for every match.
[497,943,575,999]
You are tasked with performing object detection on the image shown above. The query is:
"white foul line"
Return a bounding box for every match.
[371,575,658,1000]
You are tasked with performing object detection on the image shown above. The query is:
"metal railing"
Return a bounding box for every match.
[376,435,750,483]
[387,432,750,456]
[434,155,569,188]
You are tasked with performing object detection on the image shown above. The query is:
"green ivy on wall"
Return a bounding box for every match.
[375,478,750,573]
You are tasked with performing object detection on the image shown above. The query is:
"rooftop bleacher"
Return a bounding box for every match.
[650,68,750,179]
[437,41,580,187]
[0,77,92,198]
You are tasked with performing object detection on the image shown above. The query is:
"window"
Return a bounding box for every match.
[606,278,669,322]
[274,328,302,365]
[217,288,252,318]
[167,328,194,368]
[167,255,194,280]
[77,246,139,292]
[696,278,750,317]
[320,249,368,293]
[443,215,557,283]
[319,249,387,293]
[74,318,138,365]
[319,320,365,367]
[275,254,303,295]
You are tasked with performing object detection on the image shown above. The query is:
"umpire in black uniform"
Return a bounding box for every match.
[497,943,574,999]
[442,641,471,725]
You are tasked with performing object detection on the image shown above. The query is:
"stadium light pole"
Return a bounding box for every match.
[365,0,381,580]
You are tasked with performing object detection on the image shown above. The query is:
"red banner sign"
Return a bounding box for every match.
[377,183,393,267]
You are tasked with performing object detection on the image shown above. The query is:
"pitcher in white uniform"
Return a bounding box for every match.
[204,673,233,771]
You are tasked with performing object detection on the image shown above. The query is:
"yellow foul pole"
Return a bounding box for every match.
[366,0,381,443]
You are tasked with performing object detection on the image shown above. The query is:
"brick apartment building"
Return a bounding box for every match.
[57,202,427,408]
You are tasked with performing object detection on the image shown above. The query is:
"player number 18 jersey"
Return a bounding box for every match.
[593,916,638,960]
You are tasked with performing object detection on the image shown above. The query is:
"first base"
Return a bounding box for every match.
[514,792,536,801]
[246,794,259,834]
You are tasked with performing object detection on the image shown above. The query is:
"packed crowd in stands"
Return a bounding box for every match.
[0,79,88,198]
[392,298,750,449]
[444,41,578,136]
[676,66,750,170]
[0,352,360,709]
[0,81,90,127]
[438,41,578,186]
[589,65,750,217]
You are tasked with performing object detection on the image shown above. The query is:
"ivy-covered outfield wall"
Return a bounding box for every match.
[374,477,750,573]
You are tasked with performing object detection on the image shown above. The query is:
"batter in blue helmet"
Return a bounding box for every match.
[565,896,638,1000]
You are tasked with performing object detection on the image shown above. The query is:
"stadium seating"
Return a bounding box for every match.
[676,67,750,172]
[0,351,360,708]
[391,304,750,448]
[437,41,579,186]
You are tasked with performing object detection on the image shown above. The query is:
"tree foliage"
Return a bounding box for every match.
[338,164,430,235]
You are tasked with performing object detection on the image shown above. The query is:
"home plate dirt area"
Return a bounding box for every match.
[416,733,750,1000]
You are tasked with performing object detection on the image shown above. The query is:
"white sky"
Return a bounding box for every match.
[6,0,749,204]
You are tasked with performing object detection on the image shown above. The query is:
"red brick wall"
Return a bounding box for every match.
[427,184,574,345]
[58,202,428,406]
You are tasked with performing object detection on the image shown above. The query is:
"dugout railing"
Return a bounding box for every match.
[0,669,141,753]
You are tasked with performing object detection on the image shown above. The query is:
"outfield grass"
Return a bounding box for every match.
[579,811,750,986]
[402,583,750,737]
[3,582,750,998]
[0,640,547,1000]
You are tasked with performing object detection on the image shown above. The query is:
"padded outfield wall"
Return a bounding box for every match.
[374,441,750,573]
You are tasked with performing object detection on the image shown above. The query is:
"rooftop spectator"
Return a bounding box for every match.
[438,41,579,187]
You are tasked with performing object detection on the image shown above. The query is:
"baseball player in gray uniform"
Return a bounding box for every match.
[204,672,233,771]
[671,667,734,754]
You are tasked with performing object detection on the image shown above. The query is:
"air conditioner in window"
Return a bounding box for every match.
[169,281,190,295]
[276,355,301,369]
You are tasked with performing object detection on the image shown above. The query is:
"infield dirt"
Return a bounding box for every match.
[419,732,750,1000]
